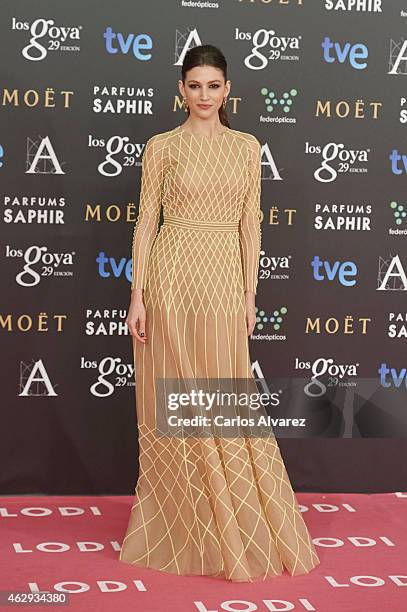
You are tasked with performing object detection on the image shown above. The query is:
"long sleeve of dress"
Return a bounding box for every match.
[239,136,262,294]
[131,135,166,291]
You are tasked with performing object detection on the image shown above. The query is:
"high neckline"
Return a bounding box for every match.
[176,124,229,139]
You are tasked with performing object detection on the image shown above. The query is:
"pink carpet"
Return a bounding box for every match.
[1,493,406,611]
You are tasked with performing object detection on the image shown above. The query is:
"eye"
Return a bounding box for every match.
[188,84,221,89]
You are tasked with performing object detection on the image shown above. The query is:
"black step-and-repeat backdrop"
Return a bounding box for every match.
[2,0,407,494]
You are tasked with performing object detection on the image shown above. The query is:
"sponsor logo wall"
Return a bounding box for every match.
[1,0,407,494]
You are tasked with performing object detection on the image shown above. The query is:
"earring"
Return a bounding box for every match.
[183,97,189,110]
[222,97,227,108]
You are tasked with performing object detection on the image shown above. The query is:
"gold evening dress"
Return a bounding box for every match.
[119,123,320,581]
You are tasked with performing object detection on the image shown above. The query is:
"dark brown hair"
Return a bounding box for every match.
[181,44,231,128]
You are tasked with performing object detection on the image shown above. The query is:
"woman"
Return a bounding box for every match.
[119,44,320,582]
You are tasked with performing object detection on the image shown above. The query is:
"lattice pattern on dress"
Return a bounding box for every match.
[121,125,320,582]
[130,125,262,295]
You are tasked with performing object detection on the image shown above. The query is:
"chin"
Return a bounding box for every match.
[194,109,218,119]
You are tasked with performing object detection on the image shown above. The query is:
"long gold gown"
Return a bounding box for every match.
[119,123,320,581]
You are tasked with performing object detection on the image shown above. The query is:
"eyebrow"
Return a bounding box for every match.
[187,79,222,84]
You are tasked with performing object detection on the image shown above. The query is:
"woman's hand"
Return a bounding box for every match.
[126,289,147,344]
[245,291,256,336]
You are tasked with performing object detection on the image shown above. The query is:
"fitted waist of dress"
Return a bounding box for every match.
[162,213,239,232]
